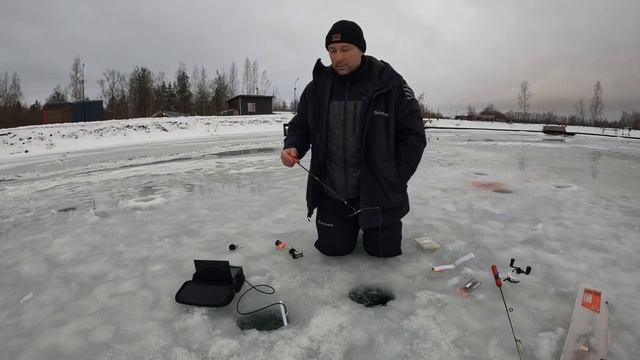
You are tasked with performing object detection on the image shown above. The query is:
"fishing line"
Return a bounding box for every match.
[295,162,385,257]
[296,162,358,213]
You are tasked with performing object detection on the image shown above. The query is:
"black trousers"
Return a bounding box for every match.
[314,196,402,257]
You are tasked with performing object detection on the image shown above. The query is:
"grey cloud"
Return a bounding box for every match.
[1,0,638,119]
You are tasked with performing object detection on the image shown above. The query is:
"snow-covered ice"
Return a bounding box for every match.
[1,115,639,359]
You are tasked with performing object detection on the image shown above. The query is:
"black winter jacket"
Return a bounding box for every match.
[284,55,426,228]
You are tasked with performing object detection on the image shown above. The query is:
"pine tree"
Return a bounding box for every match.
[175,65,192,114]
[47,84,67,103]
[166,82,177,112]
[29,101,42,111]
[211,70,229,114]
[128,66,154,118]
[153,81,169,112]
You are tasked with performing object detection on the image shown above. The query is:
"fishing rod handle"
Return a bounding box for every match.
[491,264,502,287]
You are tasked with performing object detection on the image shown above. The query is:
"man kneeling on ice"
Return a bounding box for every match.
[281,20,426,257]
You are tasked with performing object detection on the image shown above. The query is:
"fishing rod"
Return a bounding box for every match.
[491,259,532,360]
[295,161,358,214]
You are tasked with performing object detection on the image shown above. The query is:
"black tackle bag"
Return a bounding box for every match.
[175,260,245,307]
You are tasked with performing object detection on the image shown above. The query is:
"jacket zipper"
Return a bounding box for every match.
[343,81,349,197]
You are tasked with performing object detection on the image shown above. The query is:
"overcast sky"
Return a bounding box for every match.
[2,0,639,119]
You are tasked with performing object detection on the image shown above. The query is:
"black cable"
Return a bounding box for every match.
[236,278,288,316]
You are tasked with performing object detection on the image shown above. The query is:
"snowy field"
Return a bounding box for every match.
[1,115,639,359]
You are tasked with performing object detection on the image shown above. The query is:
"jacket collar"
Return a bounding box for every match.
[312,55,404,90]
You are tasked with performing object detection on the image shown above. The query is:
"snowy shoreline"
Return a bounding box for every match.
[0,113,291,161]
[1,114,638,162]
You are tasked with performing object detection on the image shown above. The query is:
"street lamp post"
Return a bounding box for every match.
[293,77,300,113]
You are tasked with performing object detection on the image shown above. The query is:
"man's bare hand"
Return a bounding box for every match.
[280,148,299,167]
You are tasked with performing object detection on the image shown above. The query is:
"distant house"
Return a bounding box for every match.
[42,100,104,124]
[226,95,273,115]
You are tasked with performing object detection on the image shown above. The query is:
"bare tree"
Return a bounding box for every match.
[191,65,201,96]
[417,92,429,117]
[250,60,259,95]
[518,80,533,118]
[99,69,127,104]
[467,105,476,116]
[69,56,83,101]
[242,58,251,94]
[6,72,23,107]
[590,81,604,124]
[259,70,272,95]
[574,97,586,124]
[193,66,210,115]
[227,61,238,97]
[0,72,8,107]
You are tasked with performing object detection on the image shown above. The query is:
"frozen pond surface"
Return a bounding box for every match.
[1,129,639,359]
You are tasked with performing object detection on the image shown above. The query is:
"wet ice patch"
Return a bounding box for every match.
[120,195,167,210]
[471,180,505,191]
[493,188,514,194]
[215,147,275,157]
[552,183,578,190]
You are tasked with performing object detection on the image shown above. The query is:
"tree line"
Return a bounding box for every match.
[2,62,639,130]
[458,80,639,130]
[0,56,291,129]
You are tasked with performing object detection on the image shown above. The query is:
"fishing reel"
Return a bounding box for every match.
[275,240,303,259]
[503,258,532,284]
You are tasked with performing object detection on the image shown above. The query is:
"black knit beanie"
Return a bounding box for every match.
[325,20,366,53]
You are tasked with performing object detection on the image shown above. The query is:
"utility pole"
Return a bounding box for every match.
[82,63,86,122]
[294,77,300,113]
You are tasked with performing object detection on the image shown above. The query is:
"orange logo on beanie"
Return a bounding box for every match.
[332,34,341,41]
